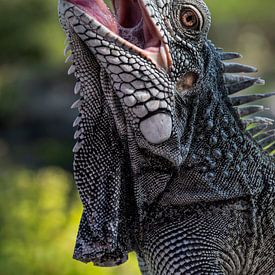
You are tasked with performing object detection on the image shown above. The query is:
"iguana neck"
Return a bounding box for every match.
[155,98,275,208]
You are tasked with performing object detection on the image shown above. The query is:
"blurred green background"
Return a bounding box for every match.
[0,0,274,274]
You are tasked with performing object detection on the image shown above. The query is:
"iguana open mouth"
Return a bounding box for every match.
[66,0,172,70]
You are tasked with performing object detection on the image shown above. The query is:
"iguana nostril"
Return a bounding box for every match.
[176,72,198,94]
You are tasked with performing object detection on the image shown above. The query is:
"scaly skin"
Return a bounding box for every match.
[58,0,275,273]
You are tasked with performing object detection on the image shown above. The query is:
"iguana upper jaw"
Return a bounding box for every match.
[66,0,172,71]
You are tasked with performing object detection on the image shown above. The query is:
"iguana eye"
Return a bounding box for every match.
[180,6,203,31]
[180,9,198,29]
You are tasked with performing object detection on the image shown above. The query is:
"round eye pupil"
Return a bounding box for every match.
[187,15,194,23]
[180,9,200,30]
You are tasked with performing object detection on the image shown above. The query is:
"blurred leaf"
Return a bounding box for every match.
[0,167,141,275]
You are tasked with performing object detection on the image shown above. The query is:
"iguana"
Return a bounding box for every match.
[58,0,275,274]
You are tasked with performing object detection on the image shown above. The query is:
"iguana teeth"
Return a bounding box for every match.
[71,99,81,109]
[68,65,76,75]
[237,105,264,117]
[65,55,73,63]
[73,116,81,127]
[227,78,261,95]
[72,142,83,153]
[64,44,72,56]
[74,82,81,94]
[224,74,265,85]
[223,62,257,73]
[220,52,242,61]
[231,92,275,106]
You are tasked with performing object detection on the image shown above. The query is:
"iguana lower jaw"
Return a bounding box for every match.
[65,0,172,71]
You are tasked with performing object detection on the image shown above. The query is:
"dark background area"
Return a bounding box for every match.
[0,0,274,274]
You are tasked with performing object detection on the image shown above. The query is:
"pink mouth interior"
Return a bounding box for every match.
[67,0,161,51]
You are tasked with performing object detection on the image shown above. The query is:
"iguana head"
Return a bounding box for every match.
[59,0,221,164]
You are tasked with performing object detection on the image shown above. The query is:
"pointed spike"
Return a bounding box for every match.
[227,78,261,95]
[74,82,81,94]
[249,124,271,136]
[258,117,274,123]
[73,142,83,153]
[255,79,265,85]
[258,135,275,148]
[216,47,223,52]
[68,65,76,75]
[242,120,250,128]
[265,143,275,154]
[231,92,275,106]
[71,99,81,109]
[65,54,73,64]
[244,117,271,127]
[64,44,72,56]
[74,129,82,139]
[224,74,265,85]
[223,62,257,73]
[220,52,242,61]
[73,116,81,127]
[64,36,71,45]
[245,116,274,126]
[237,105,264,117]
[245,117,274,136]
[255,129,275,140]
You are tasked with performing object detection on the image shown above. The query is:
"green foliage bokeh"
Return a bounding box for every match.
[0,168,140,275]
[0,0,274,274]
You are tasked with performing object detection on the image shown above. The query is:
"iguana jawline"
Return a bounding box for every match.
[67,0,172,70]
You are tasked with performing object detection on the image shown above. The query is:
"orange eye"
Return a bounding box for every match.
[180,8,200,30]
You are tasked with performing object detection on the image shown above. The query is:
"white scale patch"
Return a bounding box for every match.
[140,113,172,144]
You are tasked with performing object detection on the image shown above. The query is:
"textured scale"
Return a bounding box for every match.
[58,0,275,274]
